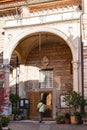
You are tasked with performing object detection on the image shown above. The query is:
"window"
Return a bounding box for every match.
[39,69,53,88]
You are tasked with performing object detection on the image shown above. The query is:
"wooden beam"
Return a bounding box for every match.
[0,0,13,3]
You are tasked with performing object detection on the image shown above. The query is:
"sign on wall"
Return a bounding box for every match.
[60,95,69,108]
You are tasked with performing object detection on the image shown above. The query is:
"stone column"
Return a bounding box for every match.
[83,0,87,13]
[3,64,10,88]
[82,0,87,41]
[19,64,26,98]
[72,61,79,92]
[3,64,10,115]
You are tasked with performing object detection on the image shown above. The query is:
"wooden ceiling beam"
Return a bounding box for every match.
[0,0,81,12]
[0,0,13,3]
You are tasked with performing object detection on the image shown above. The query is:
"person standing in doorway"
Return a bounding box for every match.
[37,100,46,123]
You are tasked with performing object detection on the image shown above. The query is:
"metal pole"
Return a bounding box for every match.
[16,56,19,96]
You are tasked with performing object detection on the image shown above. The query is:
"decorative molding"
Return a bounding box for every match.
[1,64,11,72]
[72,61,79,69]
[8,34,12,43]
[41,56,49,67]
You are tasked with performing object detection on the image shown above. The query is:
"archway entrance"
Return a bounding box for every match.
[9,31,73,120]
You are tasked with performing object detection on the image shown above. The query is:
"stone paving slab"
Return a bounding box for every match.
[8,120,87,130]
[39,124,50,130]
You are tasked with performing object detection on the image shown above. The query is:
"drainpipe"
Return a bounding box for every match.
[80,0,84,114]
[16,56,19,96]
[80,15,84,111]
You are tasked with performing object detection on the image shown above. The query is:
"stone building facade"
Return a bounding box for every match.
[0,0,87,119]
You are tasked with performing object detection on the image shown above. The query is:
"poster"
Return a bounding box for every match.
[60,95,68,108]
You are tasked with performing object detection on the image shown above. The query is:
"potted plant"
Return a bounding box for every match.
[12,107,19,120]
[55,114,65,124]
[74,111,82,124]
[1,115,10,130]
[9,93,19,120]
[64,91,80,113]
[65,113,70,124]
[9,114,14,121]
[64,91,87,124]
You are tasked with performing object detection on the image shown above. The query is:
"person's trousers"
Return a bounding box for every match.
[39,112,43,122]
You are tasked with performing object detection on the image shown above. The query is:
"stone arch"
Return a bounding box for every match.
[4,27,80,92]
[5,27,76,63]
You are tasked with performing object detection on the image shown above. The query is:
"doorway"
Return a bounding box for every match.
[27,91,53,120]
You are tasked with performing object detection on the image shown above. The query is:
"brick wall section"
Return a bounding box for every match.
[26,42,73,93]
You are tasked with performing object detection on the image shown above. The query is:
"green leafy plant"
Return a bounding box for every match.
[9,93,19,117]
[8,128,12,130]
[9,94,19,105]
[74,111,82,124]
[1,115,10,127]
[83,112,87,118]
[55,114,65,122]
[65,113,70,120]
[64,91,87,114]
[65,113,70,124]
[12,107,18,115]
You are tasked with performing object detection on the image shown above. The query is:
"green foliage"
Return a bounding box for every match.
[82,112,87,118]
[8,128,12,130]
[74,112,82,123]
[9,93,19,116]
[64,91,87,113]
[12,107,18,115]
[1,115,10,127]
[55,114,65,122]
[9,94,19,104]
[78,95,87,106]
[65,113,70,119]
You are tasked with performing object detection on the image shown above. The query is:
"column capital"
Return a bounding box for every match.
[72,61,79,69]
[2,64,10,73]
[83,0,87,14]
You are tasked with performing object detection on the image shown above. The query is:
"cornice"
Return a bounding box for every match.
[0,0,81,9]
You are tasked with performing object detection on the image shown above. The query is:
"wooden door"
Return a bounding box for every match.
[27,91,53,119]
[28,92,40,119]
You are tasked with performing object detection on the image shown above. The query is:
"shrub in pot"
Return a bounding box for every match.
[65,113,71,124]
[55,114,65,124]
[64,91,87,114]
[64,91,87,124]
[1,115,10,127]
[12,107,19,120]
[74,112,82,124]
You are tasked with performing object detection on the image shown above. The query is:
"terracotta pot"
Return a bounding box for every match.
[70,115,78,124]
[65,119,70,124]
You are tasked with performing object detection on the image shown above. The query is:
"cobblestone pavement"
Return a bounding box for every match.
[8,120,87,130]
